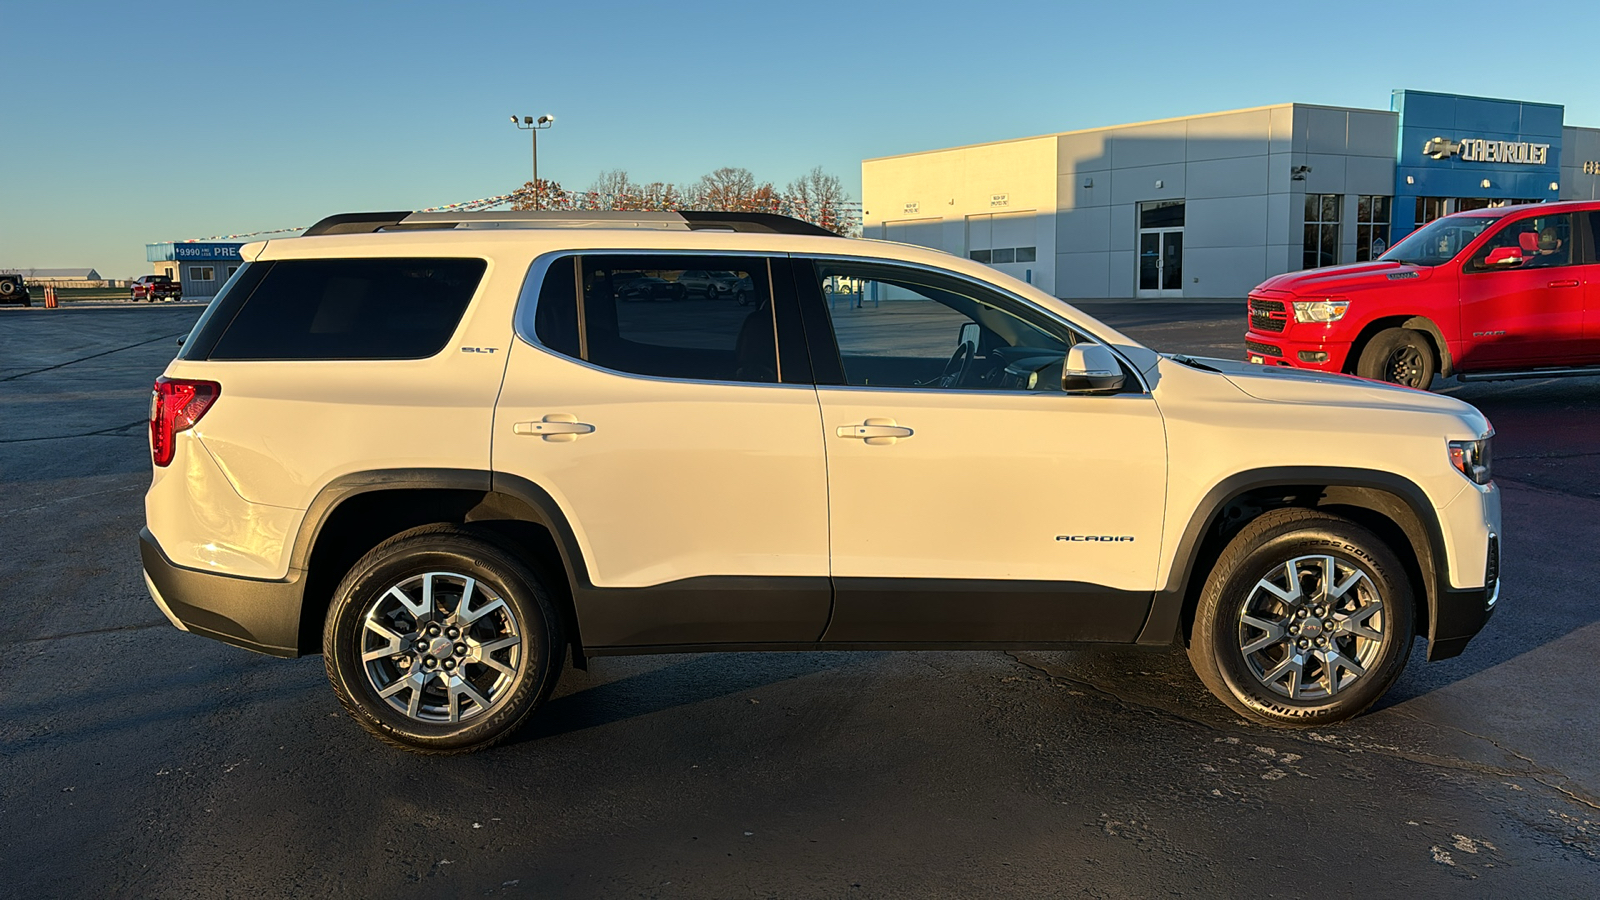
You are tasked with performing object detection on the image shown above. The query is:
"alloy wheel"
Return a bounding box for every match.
[359,571,523,723]
[1236,554,1386,701]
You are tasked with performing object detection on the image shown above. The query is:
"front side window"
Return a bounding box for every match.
[807,260,1077,392]
[1464,213,1574,273]
[533,255,779,384]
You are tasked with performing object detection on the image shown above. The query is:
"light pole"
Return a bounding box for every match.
[511,114,555,209]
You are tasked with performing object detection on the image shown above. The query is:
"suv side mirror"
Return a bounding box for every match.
[1484,246,1523,267]
[1063,343,1125,393]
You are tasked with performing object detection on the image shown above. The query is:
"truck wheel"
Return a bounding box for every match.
[1188,508,1415,727]
[324,525,565,754]
[1356,328,1435,389]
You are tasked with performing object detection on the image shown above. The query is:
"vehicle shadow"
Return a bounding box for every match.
[514,650,879,743]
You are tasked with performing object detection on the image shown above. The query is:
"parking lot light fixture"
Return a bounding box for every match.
[512,112,556,209]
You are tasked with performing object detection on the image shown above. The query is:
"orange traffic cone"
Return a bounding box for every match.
[43,285,58,308]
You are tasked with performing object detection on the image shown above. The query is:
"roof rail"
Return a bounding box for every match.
[300,210,839,238]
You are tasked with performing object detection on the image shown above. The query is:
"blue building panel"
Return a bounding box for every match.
[1390,90,1564,238]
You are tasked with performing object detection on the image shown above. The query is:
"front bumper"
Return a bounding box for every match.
[1426,531,1500,661]
[139,527,307,658]
[1243,328,1352,372]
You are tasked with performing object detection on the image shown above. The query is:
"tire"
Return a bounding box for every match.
[1356,327,1436,390]
[323,525,565,754]
[1187,508,1415,727]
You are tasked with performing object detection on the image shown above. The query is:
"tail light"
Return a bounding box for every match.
[150,377,220,467]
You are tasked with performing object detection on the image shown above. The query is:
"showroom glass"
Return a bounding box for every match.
[1464,214,1574,272]
[1355,195,1392,262]
[1415,196,1449,226]
[205,258,486,360]
[1303,194,1343,269]
[811,261,1075,392]
[534,255,778,384]
[1383,216,1498,266]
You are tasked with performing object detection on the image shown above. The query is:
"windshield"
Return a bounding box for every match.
[1381,216,1499,266]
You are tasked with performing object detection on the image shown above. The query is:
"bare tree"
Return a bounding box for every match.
[589,169,640,210]
[784,167,858,235]
[690,167,777,212]
[510,178,573,211]
[509,166,854,227]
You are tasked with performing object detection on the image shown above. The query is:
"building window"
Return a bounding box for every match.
[1303,194,1342,269]
[1355,196,1391,261]
[188,266,215,281]
[1139,200,1185,229]
[226,265,239,278]
[1415,197,1449,226]
[163,266,175,278]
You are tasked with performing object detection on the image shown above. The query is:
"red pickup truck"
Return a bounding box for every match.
[131,275,182,302]
[1245,200,1600,389]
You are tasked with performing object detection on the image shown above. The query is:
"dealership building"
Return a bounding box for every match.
[145,241,247,300]
[861,90,1600,301]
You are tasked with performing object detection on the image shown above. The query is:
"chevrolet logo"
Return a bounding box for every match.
[1423,137,1463,160]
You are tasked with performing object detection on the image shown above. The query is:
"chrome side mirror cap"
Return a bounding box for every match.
[1063,343,1126,393]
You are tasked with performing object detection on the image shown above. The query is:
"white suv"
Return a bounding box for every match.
[141,210,1500,753]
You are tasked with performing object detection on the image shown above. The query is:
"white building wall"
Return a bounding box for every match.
[862,136,1058,295]
[1560,126,1600,200]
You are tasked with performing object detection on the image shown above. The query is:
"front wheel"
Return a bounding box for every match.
[324,526,565,754]
[1356,328,1436,389]
[1188,508,1415,727]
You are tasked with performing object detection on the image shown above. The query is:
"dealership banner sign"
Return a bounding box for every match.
[1423,136,1551,165]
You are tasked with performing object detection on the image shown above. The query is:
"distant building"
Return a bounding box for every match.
[145,242,246,300]
[0,267,107,286]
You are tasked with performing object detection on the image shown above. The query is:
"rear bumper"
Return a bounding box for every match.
[1243,329,1352,372]
[139,527,306,658]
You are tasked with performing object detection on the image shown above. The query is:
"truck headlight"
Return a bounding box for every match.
[1292,298,1351,323]
[1448,434,1493,485]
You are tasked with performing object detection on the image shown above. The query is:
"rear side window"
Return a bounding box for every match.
[204,258,485,360]
[533,254,779,383]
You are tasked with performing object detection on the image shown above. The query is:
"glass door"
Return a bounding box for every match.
[1136,201,1184,298]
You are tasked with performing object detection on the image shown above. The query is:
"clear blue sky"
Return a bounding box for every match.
[6,0,1598,277]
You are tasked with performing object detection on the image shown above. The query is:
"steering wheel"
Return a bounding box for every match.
[934,342,973,389]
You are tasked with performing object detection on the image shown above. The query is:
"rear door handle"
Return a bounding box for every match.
[1548,280,1580,288]
[513,414,595,442]
[836,418,913,445]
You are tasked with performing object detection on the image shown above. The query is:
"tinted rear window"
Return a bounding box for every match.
[205,258,485,360]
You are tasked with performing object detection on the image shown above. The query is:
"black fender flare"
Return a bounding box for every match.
[1135,466,1474,659]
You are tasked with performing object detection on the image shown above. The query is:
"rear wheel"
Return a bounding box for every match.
[1356,327,1436,389]
[324,526,565,754]
[1188,508,1415,726]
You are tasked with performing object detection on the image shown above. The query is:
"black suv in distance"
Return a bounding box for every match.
[0,274,32,306]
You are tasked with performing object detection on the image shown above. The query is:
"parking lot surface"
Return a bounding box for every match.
[2,302,1597,897]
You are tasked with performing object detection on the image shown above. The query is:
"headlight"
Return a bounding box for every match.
[1292,298,1351,323]
[1448,433,1493,485]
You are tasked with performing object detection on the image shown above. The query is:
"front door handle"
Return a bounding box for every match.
[836,417,913,445]
[513,414,595,442]
[1548,279,1580,288]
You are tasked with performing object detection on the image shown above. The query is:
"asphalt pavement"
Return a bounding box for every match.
[2,302,1597,898]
